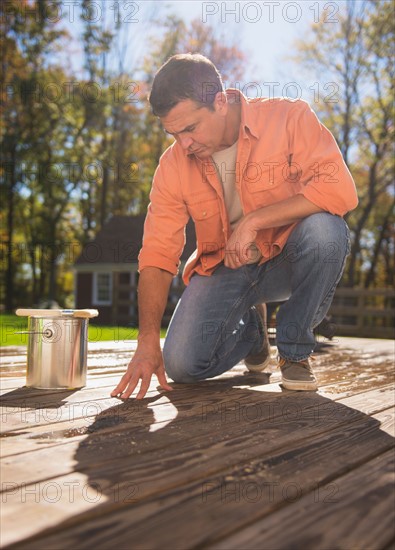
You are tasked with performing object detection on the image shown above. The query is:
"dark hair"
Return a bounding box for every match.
[149,53,224,117]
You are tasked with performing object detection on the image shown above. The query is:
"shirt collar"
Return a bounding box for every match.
[225,88,260,140]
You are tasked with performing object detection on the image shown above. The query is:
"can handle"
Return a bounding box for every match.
[15,309,99,318]
[14,329,54,337]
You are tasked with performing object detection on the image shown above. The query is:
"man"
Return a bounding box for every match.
[111,53,358,400]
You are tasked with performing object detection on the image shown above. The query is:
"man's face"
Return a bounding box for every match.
[160,94,229,159]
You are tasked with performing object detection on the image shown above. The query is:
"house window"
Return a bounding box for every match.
[93,273,113,305]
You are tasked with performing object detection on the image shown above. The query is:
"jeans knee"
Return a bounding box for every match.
[162,342,201,383]
[296,213,350,262]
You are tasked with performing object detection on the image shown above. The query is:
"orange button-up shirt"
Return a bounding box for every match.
[138,90,358,285]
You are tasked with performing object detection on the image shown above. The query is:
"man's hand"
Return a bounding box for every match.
[111,342,173,400]
[224,197,325,269]
[224,213,259,269]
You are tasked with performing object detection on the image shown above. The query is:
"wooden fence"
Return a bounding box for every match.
[109,279,394,340]
[328,287,395,339]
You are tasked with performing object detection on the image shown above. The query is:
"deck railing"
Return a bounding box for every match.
[328,287,395,339]
[110,279,394,339]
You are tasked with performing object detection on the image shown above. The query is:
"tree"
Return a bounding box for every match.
[0,0,68,309]
[0,5,251,308]
[293,0,394,288]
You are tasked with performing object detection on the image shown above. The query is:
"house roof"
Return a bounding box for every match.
[74,215,196,266]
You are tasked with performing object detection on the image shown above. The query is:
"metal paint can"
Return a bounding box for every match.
[25,315,88,389]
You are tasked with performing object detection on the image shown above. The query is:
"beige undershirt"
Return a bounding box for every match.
[212,142,262,263]
[212,140,242,228]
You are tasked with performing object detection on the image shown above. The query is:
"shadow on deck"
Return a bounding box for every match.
[1,337,394,549]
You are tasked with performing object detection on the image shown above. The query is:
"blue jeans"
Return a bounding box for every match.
[163,213,351,383]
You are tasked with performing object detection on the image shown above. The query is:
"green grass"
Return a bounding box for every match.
[0,314,166,347]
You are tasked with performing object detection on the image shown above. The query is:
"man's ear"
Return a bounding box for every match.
[214,91,228,113]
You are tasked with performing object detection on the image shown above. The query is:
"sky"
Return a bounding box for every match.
[53,0,360,105]
[126,0,354,99]
[167,0,311,78]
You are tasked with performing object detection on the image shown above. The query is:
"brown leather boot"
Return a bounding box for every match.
[278,357,318,391]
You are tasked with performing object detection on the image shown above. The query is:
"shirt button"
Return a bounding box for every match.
[202,211,207,217]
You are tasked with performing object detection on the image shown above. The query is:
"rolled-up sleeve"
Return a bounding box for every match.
[138,152,190,275]
[289,101,358,216]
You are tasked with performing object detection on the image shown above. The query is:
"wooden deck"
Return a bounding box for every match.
[1,337,394,549]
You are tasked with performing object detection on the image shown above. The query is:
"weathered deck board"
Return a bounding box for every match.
[209,449,395,550]
[2,385,394,487]
[2,379,393,455]
[4,407,393,549]
[0,337,394,549]
[1,346,393,432]
[1,396,394,548]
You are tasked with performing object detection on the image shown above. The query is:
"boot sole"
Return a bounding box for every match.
[282,378,318,391]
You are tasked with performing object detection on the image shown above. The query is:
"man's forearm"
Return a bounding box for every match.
[110,266,174,399]
[137,267,173,343]
[249,195,324,231]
